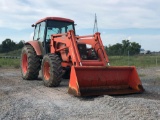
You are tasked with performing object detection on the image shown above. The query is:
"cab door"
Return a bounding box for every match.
[33,21,47,54]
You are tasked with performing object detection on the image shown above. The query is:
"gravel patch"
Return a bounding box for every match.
[0,67,159,120]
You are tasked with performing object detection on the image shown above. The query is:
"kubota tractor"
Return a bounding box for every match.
[21,17,144,96]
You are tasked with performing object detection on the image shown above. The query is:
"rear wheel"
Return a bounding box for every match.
[21,45,41,80]
[41,54,62,87]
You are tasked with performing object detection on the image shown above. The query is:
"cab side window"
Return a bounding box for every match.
[39,22,46,42]
[34,24,40,40]
[33,22,46,41]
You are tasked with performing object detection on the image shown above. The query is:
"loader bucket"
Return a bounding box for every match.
[68,66,144,96]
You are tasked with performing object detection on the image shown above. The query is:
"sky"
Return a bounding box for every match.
[0,0,160,51]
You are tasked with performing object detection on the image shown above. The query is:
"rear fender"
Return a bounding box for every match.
[25,41,43,56]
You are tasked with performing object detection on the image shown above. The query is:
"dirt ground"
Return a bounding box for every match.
[0,67,160,120]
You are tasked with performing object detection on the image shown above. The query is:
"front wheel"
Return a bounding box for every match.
[41,54,62,87]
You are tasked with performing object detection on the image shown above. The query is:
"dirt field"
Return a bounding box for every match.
[0,67,160,120]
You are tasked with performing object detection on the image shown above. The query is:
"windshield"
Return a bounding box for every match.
[46,20,74,40]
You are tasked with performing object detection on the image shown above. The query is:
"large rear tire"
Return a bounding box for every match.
[21,45,41,80]
[41,54,62,87]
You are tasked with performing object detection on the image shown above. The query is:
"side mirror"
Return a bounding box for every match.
[48,27,52,30]
[37,38,40,41]
[31,24,35,27]
[74,24,77,26]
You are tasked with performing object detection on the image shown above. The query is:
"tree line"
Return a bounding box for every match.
[0,38,141,56]
[105,40,141,56]
[0,39,25,53]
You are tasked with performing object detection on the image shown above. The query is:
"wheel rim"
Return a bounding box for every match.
[22,53,28,74]
[43,61,50,80]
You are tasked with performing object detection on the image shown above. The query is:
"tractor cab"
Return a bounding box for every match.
[32,17,75,54]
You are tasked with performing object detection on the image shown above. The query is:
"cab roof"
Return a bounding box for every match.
[36,17,74,24]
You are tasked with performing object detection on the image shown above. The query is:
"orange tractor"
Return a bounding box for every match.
[21,17,144,96]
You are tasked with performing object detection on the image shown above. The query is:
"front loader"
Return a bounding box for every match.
[21,17,144,96]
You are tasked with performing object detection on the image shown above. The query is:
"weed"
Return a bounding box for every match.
[14,64,20,69]
[155,77,160,80]
[138,74,146,77]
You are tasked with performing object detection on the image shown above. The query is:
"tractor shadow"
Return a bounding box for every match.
[113,90,160,101]
[79,95,104,101]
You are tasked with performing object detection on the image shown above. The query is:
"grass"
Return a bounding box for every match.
[0,51,160,68]
[0,58,20,68]
[0,49,21,68]
[108,55,160,67]
[0,49,21,56]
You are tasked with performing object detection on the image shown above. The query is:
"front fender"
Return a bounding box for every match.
[25,41,43,56]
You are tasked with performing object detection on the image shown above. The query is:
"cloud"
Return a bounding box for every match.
[0,0,160,29]
[0,0,160,51]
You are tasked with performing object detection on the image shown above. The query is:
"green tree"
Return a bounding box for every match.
[0,39,25,53]
[106,43,123,55]
[129,42,141,55]
[1,39,16,53]
[105,40,141,56]
[122,40,130,55]
[17,40,25,49]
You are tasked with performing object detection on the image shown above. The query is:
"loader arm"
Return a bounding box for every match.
[50,31,81,67]
[50,30,110,67]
